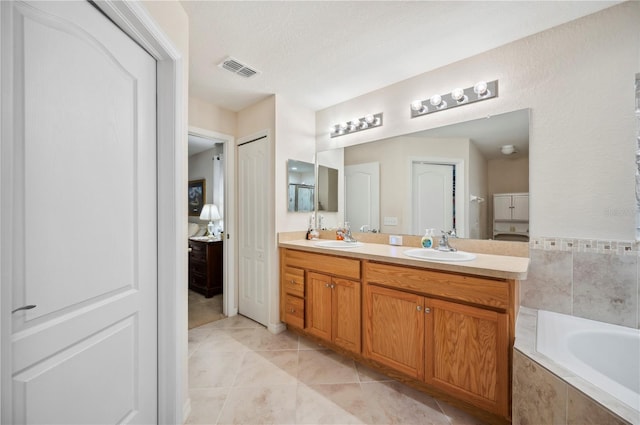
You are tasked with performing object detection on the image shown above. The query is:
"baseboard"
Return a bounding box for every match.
[183,397,191,423]
[268,322,286,334]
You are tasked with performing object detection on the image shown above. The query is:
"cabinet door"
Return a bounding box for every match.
[363,284,424,379]
[332,278,361,353]
[306,272,333,342]
[493,195,513,220]
[425,298,509,417]
[511,194,529,221]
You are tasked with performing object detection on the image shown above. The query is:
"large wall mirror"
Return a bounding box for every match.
[316,109,530,240]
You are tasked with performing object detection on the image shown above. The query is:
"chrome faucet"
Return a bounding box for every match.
[438,230,457,252]
[342,222,358,243]
[359,224,370,232]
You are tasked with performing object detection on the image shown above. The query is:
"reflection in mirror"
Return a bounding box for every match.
[287,160,315,212]
[317,109,529,240]
[317,165,338,212]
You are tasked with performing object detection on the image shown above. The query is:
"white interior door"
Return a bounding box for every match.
[238,137,269,326]
[2,1,157,423]
[412,163,454,235]
[345,162,380,232]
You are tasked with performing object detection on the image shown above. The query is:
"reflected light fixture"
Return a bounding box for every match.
[500,144,517,155]
[410,80,498,118]
[330,112,383,138]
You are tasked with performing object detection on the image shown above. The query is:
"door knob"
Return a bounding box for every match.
[12,305,36,314]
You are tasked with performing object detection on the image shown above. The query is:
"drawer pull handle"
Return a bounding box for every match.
[188,247,192,252]
[12,304,36,314]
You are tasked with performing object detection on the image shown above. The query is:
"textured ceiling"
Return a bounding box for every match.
[181,1,620,112]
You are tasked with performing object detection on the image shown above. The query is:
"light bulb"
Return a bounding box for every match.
[474,81,488,96]
[430,94,447,109]
[339,122,348,131]
[451,88,466,102]
[411,100,425,112]
[364,114,375,124]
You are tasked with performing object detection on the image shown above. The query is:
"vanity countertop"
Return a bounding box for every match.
[279,239,529,280]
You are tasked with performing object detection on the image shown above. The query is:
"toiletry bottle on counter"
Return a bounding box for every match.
[421,229,433,248]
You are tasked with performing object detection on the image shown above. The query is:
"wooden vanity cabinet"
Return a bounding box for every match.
[307,272,361,353]
[280,247,518,422]
[280,265,305,329]
[280,248,361,354]
[363,261,511,418]
[425,298,509,417]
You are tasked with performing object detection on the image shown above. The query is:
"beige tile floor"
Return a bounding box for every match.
[188,290,225,329]
[187,315,487,425]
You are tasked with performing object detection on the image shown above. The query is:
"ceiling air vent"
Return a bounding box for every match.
[219,57,260,78]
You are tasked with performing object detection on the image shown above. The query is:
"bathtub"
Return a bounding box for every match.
[536,310,640,413]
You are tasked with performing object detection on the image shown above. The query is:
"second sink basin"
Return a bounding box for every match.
[404,248,476,262]
[314,240,363,249]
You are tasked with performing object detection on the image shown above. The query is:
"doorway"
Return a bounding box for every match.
[409,158,466,237]
[188,127,235,328]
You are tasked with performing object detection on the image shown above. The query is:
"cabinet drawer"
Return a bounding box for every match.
[189,260,208,275]
[284,249,360,280]
[189,241,207,254]
[365,262,509,310]
[282,266,304,297]
[284,295,304,329]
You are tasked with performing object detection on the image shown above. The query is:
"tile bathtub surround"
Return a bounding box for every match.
[523,237,640,328]
[512,349,631,425]
[187,315,486,425]
[514,307,639,425]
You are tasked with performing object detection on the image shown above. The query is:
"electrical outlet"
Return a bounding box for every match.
[383,216,399,226]
[389,235,403,246]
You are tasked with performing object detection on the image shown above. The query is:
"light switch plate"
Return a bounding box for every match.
[389,235,403,246]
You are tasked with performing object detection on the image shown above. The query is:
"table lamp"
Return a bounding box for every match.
[199,204,221,237]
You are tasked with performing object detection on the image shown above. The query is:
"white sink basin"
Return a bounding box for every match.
[314,240,363,249]
[404,248,476,262]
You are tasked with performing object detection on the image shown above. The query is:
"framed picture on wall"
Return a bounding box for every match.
[188,179,206,216]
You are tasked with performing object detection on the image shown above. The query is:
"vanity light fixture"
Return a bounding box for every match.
[330,112,383,138]
[410,80,498,118]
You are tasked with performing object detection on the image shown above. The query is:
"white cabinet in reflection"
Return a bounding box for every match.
[493,193,529,241]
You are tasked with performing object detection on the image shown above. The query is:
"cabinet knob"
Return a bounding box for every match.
[289,308,295,313]
[416,305,422,312]
[289,280,296,285]
[325,283,330,288]
[330,284,335,289]
[425,307,431,314]
[188,247,192,252]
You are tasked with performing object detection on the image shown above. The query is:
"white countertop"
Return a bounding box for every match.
[279,239,529,280]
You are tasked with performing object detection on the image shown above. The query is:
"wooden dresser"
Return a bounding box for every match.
[188,238,223,297]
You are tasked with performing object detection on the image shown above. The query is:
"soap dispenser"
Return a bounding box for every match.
[421,229,434,249]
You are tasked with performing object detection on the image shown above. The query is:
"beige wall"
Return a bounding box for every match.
[275,96,317,233]
[344,136,473,235]
[189,96,236,136]
[317,2,640,241]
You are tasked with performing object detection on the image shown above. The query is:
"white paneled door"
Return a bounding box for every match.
[237,136,269,326]
[345,162,380,232]
[2,1,157,423]
[412,163,455,235]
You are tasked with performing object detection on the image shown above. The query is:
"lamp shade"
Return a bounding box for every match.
[199,204,221,221]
